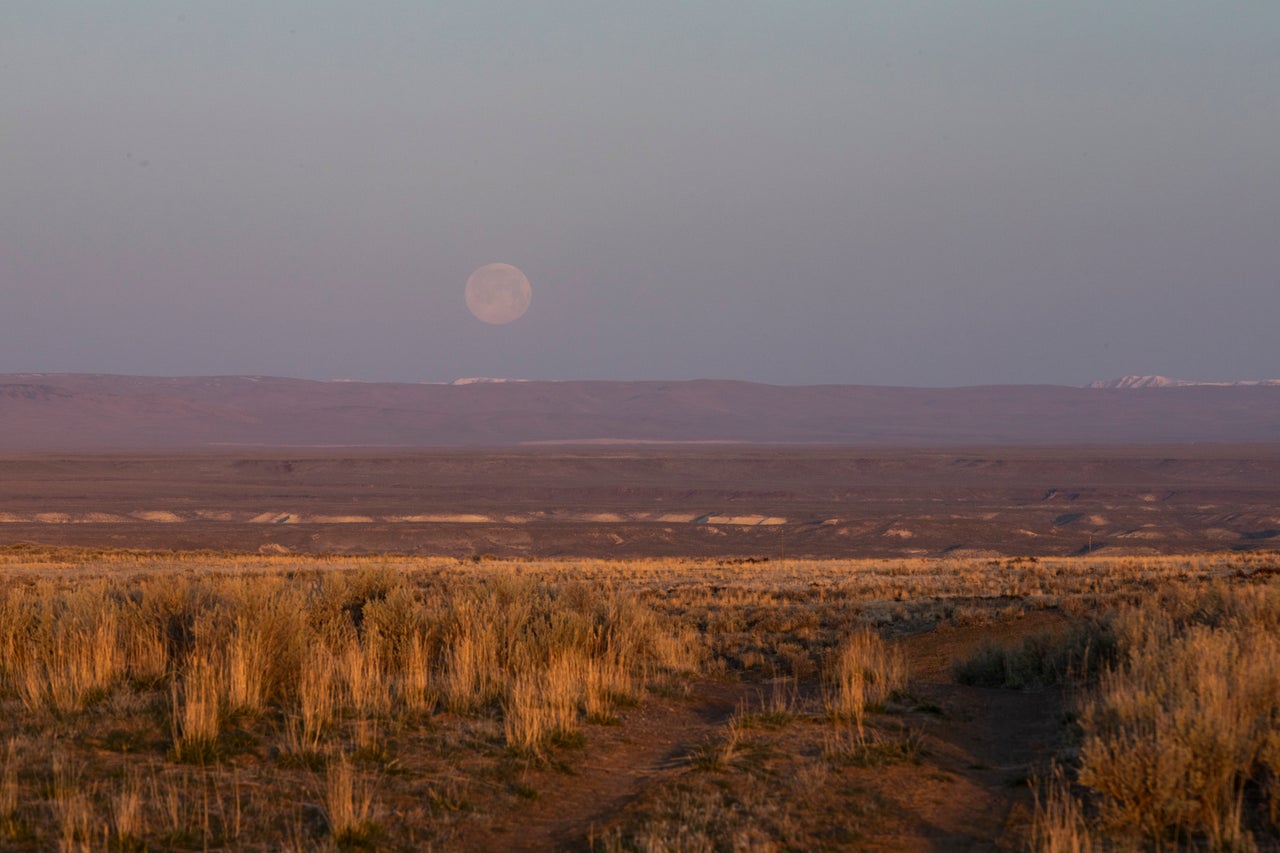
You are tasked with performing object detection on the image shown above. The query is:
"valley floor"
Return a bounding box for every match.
[3,446,1280,558]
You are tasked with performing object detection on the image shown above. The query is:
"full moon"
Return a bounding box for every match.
[465,263,532,325]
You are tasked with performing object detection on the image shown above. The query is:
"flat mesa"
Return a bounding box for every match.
[465,263,532,324]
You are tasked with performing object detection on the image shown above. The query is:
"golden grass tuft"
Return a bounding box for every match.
[225,615,269,715]
[399,629,437,713]
[0,739,21,838]
[110,771,147,848]
[441,627,500,714]
[502,654,584,754]
[50,752,96,853]
[1030,764,1096,853]
[295,645,338,753]
[14,603,124,715]
[171,651,222,762]
[322,753,377,845]
[339,635,391,718]
[824,629,907,732]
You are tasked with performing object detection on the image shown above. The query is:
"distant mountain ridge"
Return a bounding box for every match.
[1089,375,1280,389]
[0,373,1278,450]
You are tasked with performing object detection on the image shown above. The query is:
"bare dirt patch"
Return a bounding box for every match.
[471,681,748,851]
[579,613,1073,852]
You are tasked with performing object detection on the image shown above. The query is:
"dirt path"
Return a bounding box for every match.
[870,611,1072,849]
[462,680,751,851]
[456,612,1073,851]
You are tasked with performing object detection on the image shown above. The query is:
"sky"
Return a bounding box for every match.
[3,2,1278,387]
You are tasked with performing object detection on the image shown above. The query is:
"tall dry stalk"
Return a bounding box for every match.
[0,587,38,695]
[171,652,222,762]
[322,753,376,844]
[148,766,188,840]
[50,752,96,853]
[16,609,124,714]
[442,628,499,713]
[121,617,169,685]
[503,655,584,754]
[296,645,337,749]
[583,658,632,723]
[111,771,146,847]
[0,739,20,837]
[339,636,390,717]
[824,629,906,731]
[226,616,269,715]
[400,630,436,713]
[503,673,554,754]
[1030,764,1096,853]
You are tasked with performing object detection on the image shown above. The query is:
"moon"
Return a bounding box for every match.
[465,263,532,325]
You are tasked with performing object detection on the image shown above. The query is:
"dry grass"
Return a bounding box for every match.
[0,740,19,839]
[0,546,1271,848]
[110,770,146,850]
[1026,582,1280,849]
[441,626,499,714]
[953,621,1113,689]
[1030,764,1096,853]
[321,752,377,845]
[824,628,907,732]
[296,644,338,752]
[171,651,221,763]
[0,548,707,846]
[10,594,124,715]
[225,615,269,715]
[50,752,95,853]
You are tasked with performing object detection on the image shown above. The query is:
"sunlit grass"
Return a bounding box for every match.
[0,546,1271,847]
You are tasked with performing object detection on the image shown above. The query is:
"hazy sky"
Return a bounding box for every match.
[4,2,1278,386]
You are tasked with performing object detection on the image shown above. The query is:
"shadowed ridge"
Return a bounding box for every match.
[1,373,1279,450]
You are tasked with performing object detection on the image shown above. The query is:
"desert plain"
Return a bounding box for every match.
[0,443,1276,850]
[3,445,1280,558]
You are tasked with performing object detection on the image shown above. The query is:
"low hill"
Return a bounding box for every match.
[1,373,1278,450]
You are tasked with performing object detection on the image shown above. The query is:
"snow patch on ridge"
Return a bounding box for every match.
[1089,375,1280,389]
